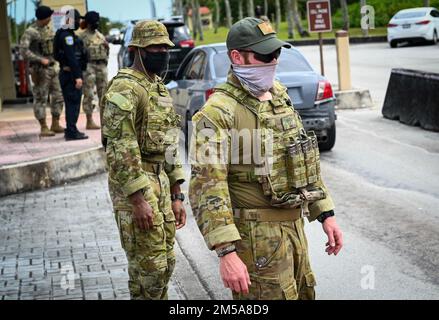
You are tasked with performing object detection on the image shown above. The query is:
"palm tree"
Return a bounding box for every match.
[340,0,349,30]
[238,0,244,20]
[195,0,203,41]
[292,0,309,37]
[214,0,219,33]
[274,0,281,32]
[225,0,233,28]
[247,0,255,17]
[286,0,294,39]
[424,0,430,6]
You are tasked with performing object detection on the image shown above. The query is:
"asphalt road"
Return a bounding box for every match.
[298,41,439,107]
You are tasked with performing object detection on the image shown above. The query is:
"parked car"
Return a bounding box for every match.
[117,18,194,81]
[107,28,122,44]
[387,7,439,48]
[167,44,337,151]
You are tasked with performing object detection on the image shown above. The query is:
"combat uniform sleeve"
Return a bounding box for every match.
[102,87,152,198]
[307,179,335,222]
[61,33,82,79]
[19,29,43,63]
[189,97,242,250]
[164,151,186,186]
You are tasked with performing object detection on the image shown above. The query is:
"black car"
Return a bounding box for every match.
[117,18,194,82]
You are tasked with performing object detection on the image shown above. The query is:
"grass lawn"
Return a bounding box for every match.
[195,21,387,46]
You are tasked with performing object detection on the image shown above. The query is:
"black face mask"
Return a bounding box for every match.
[140,50,170,75]
[74,18,80,30]
[90,22,99,31]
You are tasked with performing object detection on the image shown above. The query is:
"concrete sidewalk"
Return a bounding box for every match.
[0,104,106,196]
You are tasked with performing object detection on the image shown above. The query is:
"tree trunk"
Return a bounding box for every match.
[360,0,368,36]
[264,0,268,16]
[292,0,308,37]
[340,0,349,30]
[195,0,204,41]
[247,0,255,17]
[190,0,197,39]
[238,0,244,20]
[286,0,294,39]
[423,0,430,7]
[214,0,220,33]
[225,0,233,28]
[274,0,281,33]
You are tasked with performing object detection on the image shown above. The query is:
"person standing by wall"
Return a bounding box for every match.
[79,11,109,130]
[20,5,64,137]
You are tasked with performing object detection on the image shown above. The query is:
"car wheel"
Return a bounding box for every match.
[319,123,336,152]
[431,30,438,45]
[390,40,398,48]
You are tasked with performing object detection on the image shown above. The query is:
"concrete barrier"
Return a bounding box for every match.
[335,89,374,109]
[382,68,439,131]
[0,146,106,197]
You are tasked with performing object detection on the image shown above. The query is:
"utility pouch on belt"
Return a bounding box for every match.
[30,67,41,85]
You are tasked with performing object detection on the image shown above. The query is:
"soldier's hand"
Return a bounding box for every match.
[172,200,187,230]
[129,190,154,231]
[41,58,49,66]
[220,252,251,294]
[75,78,83,89]
[322,217,343,256]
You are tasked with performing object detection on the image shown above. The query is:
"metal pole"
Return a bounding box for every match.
[319,32,324,76]
[24,0,27,30]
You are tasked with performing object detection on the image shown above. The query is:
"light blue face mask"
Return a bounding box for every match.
[232,62,278,98]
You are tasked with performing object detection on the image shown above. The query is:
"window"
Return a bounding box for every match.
[394,11,427,19]
[184,52,206,80]
[431,10,439,18]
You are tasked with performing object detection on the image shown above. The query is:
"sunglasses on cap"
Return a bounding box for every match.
[238,48,281,63]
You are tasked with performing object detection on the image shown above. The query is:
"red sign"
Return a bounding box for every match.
[307,0,332,33]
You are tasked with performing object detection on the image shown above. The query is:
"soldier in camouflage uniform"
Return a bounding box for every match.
[20,6,64,137]
[101,20,186,300]
[189,17,344,300]
[79,11,109,130]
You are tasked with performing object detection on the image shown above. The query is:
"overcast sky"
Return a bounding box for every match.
[8,0,174,22]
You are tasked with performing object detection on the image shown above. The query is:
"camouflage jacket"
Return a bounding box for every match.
[20,23,54,63]
[189,72,335,250]
[79,29,109,62]
[101,68,185,207]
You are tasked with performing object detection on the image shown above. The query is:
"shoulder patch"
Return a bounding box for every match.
[106,92,133,111]
[65,36,74,46]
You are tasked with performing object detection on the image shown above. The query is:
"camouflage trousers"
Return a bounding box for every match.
[82,62,108,115]
[111,165,176,300]
[233,218,316,300]
[31,64,63,120]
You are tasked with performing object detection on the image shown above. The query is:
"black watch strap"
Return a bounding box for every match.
[171,193,185,202]
[317,210,335,223]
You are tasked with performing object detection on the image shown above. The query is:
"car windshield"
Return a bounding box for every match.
[168,25,191,43]
[394,11,427,19]
[213,48,313,79]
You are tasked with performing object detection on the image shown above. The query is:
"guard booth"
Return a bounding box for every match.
[0,0,16,108]
[0,0,87,109]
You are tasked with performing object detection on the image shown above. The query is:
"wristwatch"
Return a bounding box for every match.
[171,193,185,202]
[215,244,236,257]
[317,210,335,223]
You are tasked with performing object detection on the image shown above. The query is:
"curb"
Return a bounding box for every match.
[0,146,106,197]
[288,35,387,46]
[335,89,374,109]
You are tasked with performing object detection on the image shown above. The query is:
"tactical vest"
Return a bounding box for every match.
[31,25,54,57]
[215,81,325,213]
[84,32,108,61]
[102,69,181,158]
